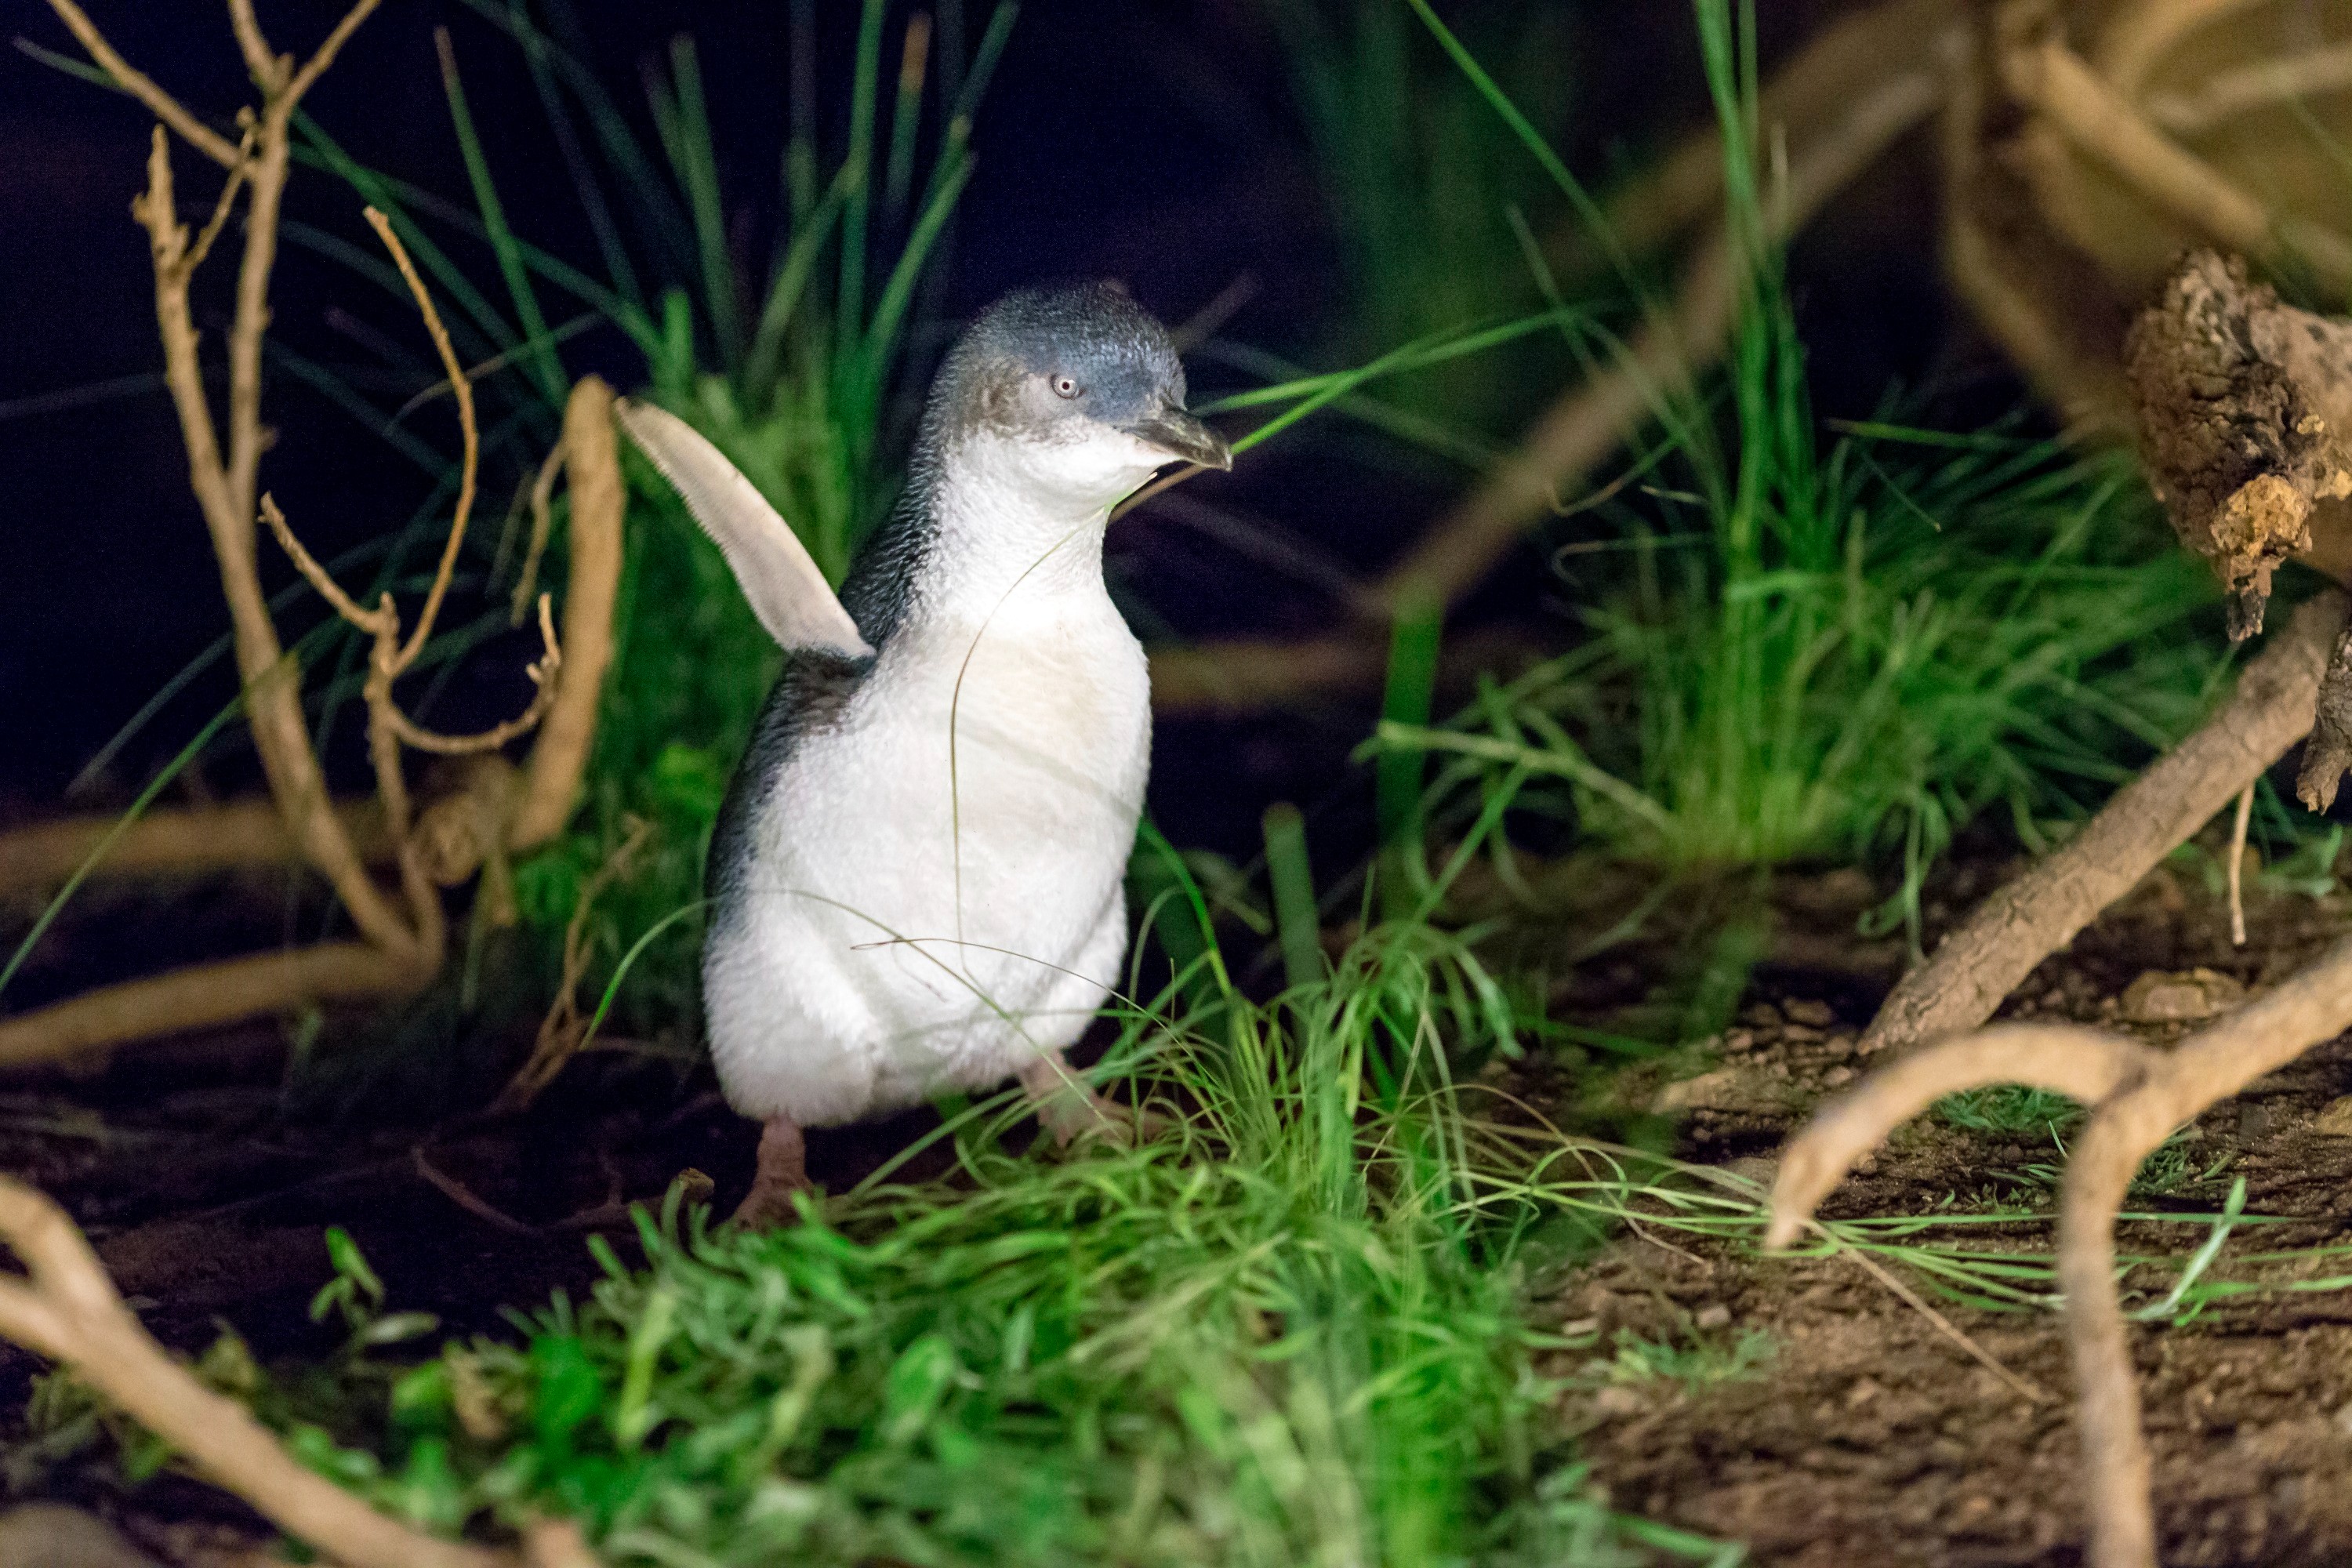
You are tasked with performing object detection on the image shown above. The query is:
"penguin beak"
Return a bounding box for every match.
[1127,404,1232,471]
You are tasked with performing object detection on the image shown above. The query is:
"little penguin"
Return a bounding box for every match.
[615,284,1230,1226]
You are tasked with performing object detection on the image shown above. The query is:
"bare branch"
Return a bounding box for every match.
[0,800,392,900]
[511,441,567,624]
[2147,43,2352,136]
[1858,590,2341,1056]
[0,1178,503,1568]
[44,0,240,168]
[1765,1023,2154,1248]
[510,377,626,851]
[224,0,285,93]
[361,208,478,674]
[285,0,384,110]
[260,493,394,635]
[384,595,563,756]
[2003,27,2352,292]
[0,943,423,1069]
[180,129,257,278]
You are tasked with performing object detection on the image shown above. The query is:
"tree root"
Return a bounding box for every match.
[1857,589,2341,1058]
[0,1175,518,1568]
[0,800,390,902]
[1771,933,2352,1568]
[0,943,426,1069]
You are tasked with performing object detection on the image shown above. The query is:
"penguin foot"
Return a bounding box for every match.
[1018,1052,1164,1149]
[729,1115,813,1229]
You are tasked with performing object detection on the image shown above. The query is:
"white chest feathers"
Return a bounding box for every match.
[703,438,1160,1127]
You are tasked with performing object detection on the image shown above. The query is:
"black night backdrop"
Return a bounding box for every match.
[4,2,2351,1564]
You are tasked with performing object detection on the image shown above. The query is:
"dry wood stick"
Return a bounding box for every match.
[1858,590,2340,1058]
[1774,934,2352,1568]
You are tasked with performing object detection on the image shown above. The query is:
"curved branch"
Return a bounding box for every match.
[2091,0,2273,101]
[2004,26,2352,292]
[0,1178,502,1568]
[1765,1024,2154,1248]
[362,208,478,676]
[0,800,392,901]
[509,378,625,851]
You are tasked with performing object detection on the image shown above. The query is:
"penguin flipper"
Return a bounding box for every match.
[614,398,874,659]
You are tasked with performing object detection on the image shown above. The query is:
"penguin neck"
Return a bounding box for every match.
[900,431,1127,630]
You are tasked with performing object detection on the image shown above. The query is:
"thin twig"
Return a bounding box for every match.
[0,1178,502,1568]
[259,495,394,634]
[2147,42,2352,134]
[512,441,567,625]
[412,1147,536,1235]
[2227,780,2253,946]
[361,207,477,674]
[44,0,241,167]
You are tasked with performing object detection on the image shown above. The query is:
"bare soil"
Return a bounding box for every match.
[1563,858,2352,1566]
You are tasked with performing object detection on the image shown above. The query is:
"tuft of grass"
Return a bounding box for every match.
[1374,0,2229,962]
[1935,1086,2080,1138]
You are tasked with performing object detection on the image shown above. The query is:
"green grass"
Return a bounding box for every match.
[189,854,1747,1568]
[1367,0,2232,960]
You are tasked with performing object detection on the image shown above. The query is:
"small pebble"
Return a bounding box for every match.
[1592,1385,1647,1418]
[1782,998,1835,1027]
[1693,1303,1732,1330]
[1820,1065,1856,1088]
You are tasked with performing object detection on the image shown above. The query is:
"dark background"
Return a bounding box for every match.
[0,0,1953,848]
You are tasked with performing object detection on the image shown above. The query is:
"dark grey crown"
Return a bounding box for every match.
[929,282,1187,438]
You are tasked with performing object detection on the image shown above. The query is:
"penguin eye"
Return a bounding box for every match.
[1051,374,1080,400]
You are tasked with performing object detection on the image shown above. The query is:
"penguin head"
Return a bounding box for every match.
[932,283,1232,510]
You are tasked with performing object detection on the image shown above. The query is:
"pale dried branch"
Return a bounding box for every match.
[180,128,258,278]
[2147,43,2352,135]
[1777,931,2352,1568]
[2091,0,2273,100]
[511,441,568,624]
[0,800,392,902]
[259,494,394,635]
[1858,590,2340,1057]
[1766,1024,2154,1246]
[0,1176,510,1567]
[2002,21,2352,293]
[225,0,282,93]
[114,19,414,964]
[510,377,626,851]
[2226,779,2253,946]
[0,944,421,1073]
[360,207,478,676]
[284,0,385,110]
[384,596,563,757]
[44,0,240,167]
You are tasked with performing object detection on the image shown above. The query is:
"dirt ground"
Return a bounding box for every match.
[8,852,2352,1563]
[1562,857,2352,1566]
